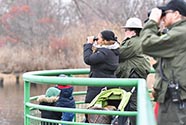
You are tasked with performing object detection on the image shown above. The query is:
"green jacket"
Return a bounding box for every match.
[140,19,186,103]
[115,36,151,79]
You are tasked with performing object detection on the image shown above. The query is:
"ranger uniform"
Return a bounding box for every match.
[140,0,186,124]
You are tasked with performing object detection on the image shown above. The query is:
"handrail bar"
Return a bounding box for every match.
[23,68,156,125]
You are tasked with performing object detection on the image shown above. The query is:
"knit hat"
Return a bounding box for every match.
[57,74,72,89]
[59,74,68,78]
[158,0,186,16]
[45,87,60,97]
[58,85,72,89]
[100,30,118,41]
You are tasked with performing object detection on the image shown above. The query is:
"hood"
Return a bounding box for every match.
[93,41,120,49]
[59,87,73,98]
[37,95,59,103]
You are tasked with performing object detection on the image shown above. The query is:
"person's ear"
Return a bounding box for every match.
[171,11,182,21]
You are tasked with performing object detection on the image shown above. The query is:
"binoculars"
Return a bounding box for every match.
[93,36,98,41]
[147,10,166,18]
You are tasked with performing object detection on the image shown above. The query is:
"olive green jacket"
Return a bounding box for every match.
[115,36,151,79]
[140,19,186,103]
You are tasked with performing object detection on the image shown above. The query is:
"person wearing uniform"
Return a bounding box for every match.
[140,0,186,125]
[115,17,151,125]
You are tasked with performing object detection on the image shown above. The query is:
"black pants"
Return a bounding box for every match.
[117,69,140,125]
[41,121,59,125]
[117,92,137,125]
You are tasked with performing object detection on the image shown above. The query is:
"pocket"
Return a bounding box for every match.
[129,68,140,78]
[115,65,128,78]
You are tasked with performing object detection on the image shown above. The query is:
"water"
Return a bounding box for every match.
[0,79,49,125]
[0,75,24,125]
[0,74,87,125]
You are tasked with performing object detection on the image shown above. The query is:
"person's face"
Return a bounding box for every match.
[96,33,104,45]
[161,10,176,27]
[123,28,136,38]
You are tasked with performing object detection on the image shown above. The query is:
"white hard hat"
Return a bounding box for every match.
[122,17,143,29]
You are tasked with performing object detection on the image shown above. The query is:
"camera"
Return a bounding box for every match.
[93,36,98,41]
[161,11,166,17]
[168,81,180,102]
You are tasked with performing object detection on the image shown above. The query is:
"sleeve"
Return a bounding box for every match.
[119,38,141,61]
[140,20,178,58]
[83,43,106,65]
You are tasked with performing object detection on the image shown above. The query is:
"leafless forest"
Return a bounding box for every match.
[0,0,167,73]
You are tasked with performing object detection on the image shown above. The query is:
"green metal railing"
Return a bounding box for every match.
[23,68,156,125]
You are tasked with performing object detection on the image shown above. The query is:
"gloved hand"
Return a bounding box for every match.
[149,8,162,24]
[86,36,95,44]
[152,88,158,101]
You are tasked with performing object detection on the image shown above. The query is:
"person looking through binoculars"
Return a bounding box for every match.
[140,0,186,125]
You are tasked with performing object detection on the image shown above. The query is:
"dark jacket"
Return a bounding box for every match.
[83,43,119,103]
[56,87,75,123]
[37,96,62,125]
[56,87,75,108]
[140,19,186,103]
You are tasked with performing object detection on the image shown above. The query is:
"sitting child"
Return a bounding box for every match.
[56,74,76,125]
[37,86,62,125]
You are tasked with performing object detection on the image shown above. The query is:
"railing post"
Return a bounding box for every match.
[137,79,156,125]
[24,81,30,125]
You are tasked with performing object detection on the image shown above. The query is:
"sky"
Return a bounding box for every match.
[62,0,71,4]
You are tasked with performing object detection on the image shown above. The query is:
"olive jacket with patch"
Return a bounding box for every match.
[140,19,186,103]
[115,36,151,80]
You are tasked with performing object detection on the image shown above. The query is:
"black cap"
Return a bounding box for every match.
[158,0,186,16]
[100,30,117,41]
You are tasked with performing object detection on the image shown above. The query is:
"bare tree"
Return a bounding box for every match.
[0,0,165,73]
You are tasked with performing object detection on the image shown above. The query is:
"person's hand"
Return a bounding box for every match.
[152,88,158,100]
[149,8,162,24]
[87,36,95,44]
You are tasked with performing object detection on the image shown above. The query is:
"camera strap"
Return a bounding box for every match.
[160,58,177,84]
[159,58,169,82]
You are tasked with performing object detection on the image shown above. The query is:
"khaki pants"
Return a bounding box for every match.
[158,98,186,125]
